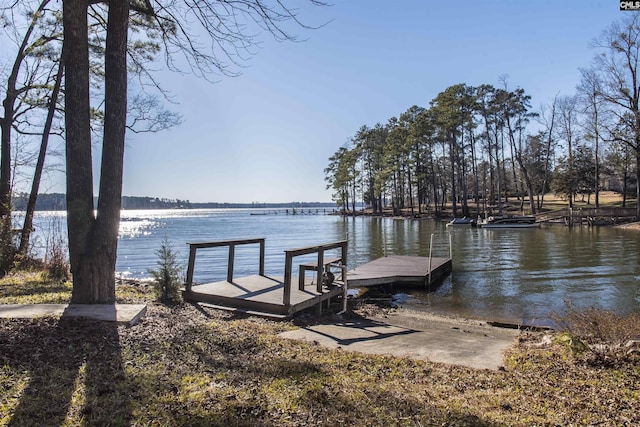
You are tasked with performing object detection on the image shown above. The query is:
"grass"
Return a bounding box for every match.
[535,190,637,213]
[1,273,640,426]
[379,190,638,217]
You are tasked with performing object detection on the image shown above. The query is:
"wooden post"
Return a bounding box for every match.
[259,239,265,276]
[185,244,197,292]
[337,263,348,315]
[338,241,346,281]
[227,243,235,282]
[298,265,306,290]
[283,252,292,307]
[316,247,324,293]
[282,240,347,308]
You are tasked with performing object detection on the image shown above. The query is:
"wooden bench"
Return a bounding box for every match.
[298,257,342,290]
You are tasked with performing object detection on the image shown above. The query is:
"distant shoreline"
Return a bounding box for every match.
[11,193,338,211]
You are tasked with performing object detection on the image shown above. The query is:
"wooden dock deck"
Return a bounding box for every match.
[182,238,453,318]
[536,207,637,226]
[185,275,344,318]
[182,239,348,318]
[347,255,452,288]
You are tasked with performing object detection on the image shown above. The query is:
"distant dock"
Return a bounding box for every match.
[536,207,637,226]
[249,208,332,216]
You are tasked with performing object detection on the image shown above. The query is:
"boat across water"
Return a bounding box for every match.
[479,215,540,229]
[445,217,476,227]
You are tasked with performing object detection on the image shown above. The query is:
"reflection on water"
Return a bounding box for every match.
[15,209,640,326]
[119,218,160,238]
[404,225,640,327]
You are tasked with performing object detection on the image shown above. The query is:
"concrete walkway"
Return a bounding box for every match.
[280,310,521,370]
[0,304,147,326]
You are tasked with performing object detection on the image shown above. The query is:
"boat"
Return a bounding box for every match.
[479,215,540,229]
[446,217,476,227]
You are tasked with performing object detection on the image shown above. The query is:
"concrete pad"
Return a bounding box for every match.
[280,310,521,370]
[0,304,147,326]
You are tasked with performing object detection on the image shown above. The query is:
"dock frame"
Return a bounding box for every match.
[182,234,454,318]
[183,238,348,318]
[346,232,453,289]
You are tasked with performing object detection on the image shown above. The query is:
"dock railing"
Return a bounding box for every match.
[184,238,266,292]
[536,207,637,225]
[428,233,452,287]
[283,240,348,307]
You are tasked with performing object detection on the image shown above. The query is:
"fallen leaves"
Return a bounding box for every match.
[0,276,639,426]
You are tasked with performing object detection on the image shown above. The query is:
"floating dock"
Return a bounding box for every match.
[182,238,452,318]
[347,255,452,288]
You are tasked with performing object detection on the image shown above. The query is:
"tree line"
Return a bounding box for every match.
[11,193,335,211]
[11,193,191,211]
[325,17,640,220]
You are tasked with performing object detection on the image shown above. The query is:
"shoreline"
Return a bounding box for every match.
[352,304,551,332]
[616,221,640,230]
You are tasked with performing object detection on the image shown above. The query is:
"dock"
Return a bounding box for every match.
[184,274,344,318]
[182,237,453,318]
[347,255,452,288]
[183,239,348,318]
[536,207,637,226]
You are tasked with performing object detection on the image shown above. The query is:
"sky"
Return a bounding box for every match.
[9,0,631,203]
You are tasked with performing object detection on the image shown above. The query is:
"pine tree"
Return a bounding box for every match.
[149,238,182,305]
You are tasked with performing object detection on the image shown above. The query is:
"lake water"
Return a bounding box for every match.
[20,209,640,327]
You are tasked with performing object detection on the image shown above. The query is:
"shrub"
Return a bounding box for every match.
[149,238,183,305]
[553,302,640,364]
[44,236,70,282]
[0,215,16,276]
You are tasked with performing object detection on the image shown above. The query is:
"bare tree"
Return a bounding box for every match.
[556,95,580,208]
[62,0,328,303]
[18,59,63,257]
[2,0,179,268]
[577,67,610,208]
[0,0,61,272]
[536,95,559,210]
[590,14,640,218]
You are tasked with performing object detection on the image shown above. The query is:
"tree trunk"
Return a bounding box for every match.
[407,167,414,215]
[622,155,629,208]
[64,0,95,302]
[19,60,64,257]
[0,100,12,219]
[494,135,502,214]
[93,0,129,298]
[343,186,349,213]
[1,0,51,271]
[594,108,600,209]
[65,0,129,303]
[516,154,536,214]
[636,151,640,220]
[430,156,439,216]
[0,95,13,271]
[350,177,356,213]
[0,36,20,272]
[449,136,457,217]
